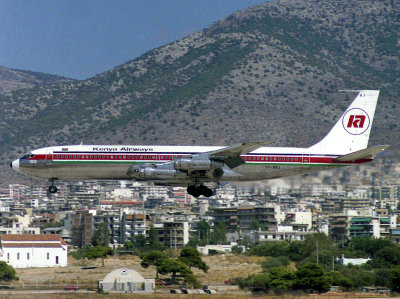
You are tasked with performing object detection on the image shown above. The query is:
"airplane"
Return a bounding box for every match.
[11,90,388,198]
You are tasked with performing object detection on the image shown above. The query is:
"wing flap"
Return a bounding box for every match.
[334,145,389,162]
[209,141,270,157]
[209,141,270,168]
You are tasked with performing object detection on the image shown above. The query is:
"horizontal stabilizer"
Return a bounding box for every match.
[334,145,389,162]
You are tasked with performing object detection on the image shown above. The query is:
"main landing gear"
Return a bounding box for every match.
[187,185,213,198]
[48,179,58,194]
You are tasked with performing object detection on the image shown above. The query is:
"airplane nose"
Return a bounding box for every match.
[11,159,20,171]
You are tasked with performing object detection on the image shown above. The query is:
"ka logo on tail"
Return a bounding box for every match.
[342,108,370,135]
[347,115,366,128]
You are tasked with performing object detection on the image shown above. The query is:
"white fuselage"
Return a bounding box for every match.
[11,144,367,184]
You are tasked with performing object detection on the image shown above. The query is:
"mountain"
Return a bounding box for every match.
[1,0,399,186]
[0,66,73,94]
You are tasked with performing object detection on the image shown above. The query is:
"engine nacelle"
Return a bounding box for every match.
[174,158,224,171]
[128,165,187,180]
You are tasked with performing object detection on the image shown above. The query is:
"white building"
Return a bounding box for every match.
[99,268,154,293]
[0,226,40,235]
[197,243,243,255]
[338,254,370,266]
[0,234,68,268]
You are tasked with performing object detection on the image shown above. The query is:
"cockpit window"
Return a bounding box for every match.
[21,154,34,159]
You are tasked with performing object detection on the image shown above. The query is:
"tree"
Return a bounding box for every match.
[124,240,135,250]
[338,265,374,288]
[141,250,168,278]
[269,266,296,290]
[351,237,393,257]
[0,262,18,282]
[390,265,400,292]
[261,256,289,271]
[301,233,334,259]
[178,247,209,272]
[326,271,353,290]
[157,259,192,282]
[374,268,391,288]
[133,234,146,249]
[210,221,227,244]
[196,220,211,244]
[370,246,400,267]
[240,273,270,292]
[148,225,164,250]
[85,246,112,267]
[91,222,110,247]
[247,241,290,257]
[288,241,306,261]
[250,219,260,230]
[294,263,332,293]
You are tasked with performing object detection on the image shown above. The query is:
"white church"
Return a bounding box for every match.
[0,234,68,268]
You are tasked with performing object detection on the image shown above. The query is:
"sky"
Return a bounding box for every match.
[0,0,267,80]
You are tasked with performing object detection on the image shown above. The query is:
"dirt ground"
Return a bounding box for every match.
[11,253,264,288]
[7,255,390,299]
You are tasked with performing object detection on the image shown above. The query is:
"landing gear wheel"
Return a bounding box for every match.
[198,185,213,197]
[187,185,213,198]
[49,185,58,194]
[187,185,200,198]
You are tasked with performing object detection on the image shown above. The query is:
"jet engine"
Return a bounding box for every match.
[127,164,187,180]
[174,157,224,171]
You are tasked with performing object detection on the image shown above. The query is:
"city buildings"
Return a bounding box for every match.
[0,160,398,257]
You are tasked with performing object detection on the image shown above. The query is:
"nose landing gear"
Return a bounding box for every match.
[187,185,213,198]
[48,179,58,194]
[49,185,58,194]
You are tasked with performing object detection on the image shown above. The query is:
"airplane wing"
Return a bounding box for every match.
[334,145,389,162]
[209,141,270,168]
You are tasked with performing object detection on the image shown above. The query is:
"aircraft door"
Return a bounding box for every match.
[302,154,310,167]
[46,150,53,161]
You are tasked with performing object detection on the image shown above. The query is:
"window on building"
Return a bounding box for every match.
[47,252,49,260]
[7,253,9,260]
[27,253,29,260]
[17,253,20,260]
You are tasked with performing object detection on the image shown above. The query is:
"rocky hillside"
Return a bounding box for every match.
[1,0,399,185]
[0,66,73,94]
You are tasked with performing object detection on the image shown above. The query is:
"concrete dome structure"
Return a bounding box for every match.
[102,268,146,284]
[99,268,154,293]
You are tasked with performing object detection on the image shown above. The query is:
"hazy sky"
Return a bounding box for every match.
[0,0,267,80]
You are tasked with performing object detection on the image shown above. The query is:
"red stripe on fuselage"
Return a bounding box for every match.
[26,153,371,165]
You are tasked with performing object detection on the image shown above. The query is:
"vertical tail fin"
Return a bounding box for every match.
[309,90,380,155]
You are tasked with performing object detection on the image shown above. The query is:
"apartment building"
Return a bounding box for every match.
[213,206,277,232]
